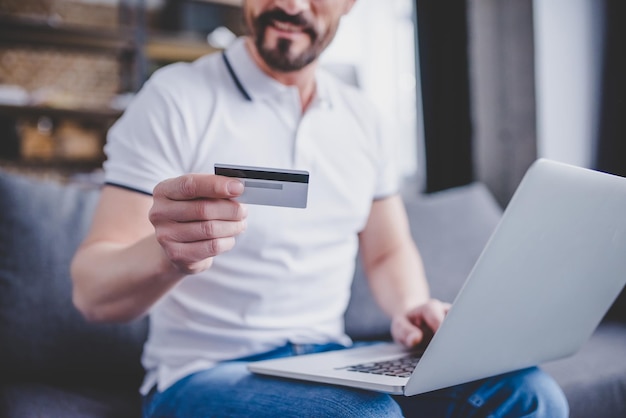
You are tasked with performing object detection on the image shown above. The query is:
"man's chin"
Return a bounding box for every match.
[264,37,310,57]
[260,49,310,72]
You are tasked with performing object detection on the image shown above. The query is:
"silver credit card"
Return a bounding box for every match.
[214,163,309,208]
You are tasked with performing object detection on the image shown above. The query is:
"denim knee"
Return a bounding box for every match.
[309,390,403,418]
[518,367,569,418]
[143,364,405,418]
[486,367,569,418]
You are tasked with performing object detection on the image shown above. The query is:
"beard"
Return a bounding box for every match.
[251,8,337,72]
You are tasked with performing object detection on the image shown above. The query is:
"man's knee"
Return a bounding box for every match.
[517,367,569,417]
[146,366,404,418]
[300,389,402,418]
[491,367,569,418]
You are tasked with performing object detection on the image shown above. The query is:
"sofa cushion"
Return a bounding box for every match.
[542,322,626,418]
[345,183,502,340]
[0,170,148,390]
[0,382,141,418]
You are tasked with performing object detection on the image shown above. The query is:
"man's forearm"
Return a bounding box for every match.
[71,234,185,323]
[365,242,430,318]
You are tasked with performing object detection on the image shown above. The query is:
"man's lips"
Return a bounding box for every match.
[267,20,310,39]
[272,20,303,33]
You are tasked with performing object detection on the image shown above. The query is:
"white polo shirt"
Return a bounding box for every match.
[103,37,399,395]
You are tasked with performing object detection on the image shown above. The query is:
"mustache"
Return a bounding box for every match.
[256,8,317,39]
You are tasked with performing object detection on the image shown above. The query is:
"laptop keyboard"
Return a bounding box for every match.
[343,354,422,378]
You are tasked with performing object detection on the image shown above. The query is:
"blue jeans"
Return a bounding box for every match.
[142,342,569,418]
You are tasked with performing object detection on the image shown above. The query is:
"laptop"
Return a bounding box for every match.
[248,158,626,396]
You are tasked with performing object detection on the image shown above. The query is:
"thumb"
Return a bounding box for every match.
[392,315,425,348]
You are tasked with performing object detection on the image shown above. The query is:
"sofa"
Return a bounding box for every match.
[1,168,625,418]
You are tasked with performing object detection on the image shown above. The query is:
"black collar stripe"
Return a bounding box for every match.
[222,52,253,102]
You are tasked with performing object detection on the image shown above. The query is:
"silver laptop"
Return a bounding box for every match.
[248,158,626,396]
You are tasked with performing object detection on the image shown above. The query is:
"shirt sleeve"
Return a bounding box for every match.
[103,64,193,195]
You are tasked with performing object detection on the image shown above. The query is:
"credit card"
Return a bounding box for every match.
[214,163,309,208]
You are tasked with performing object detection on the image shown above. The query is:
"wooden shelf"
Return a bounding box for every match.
[0,1,237,175]
[146,33,220,62]
[0,104,123,124]
[0,14,136,53]
[0,158,105,174]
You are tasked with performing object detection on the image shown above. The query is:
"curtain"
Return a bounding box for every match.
[596,0,626,320]
[595,0,626,177]
[415,0,473,193]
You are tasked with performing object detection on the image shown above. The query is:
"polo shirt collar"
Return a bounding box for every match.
[223,37,333,108]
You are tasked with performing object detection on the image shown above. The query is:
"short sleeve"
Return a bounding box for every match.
[103,64,194,195]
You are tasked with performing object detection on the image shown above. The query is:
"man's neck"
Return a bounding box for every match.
[245,37,317,112]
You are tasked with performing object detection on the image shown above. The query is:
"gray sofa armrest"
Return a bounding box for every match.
[345,182,502,340]
[0,170,148,390]
[542,322,626,418]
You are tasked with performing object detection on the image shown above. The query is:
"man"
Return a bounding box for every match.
[71,0,569,416]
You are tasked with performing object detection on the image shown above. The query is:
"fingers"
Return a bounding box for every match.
[161,236,238,275]
[161,218,248,243]
[149,174,248,275]
[391,315,425,347]
[154,173,244,201]
[154,217,247,254]
[153,195,248,223]
[393,299,452,348]
[408,299,451,334]
[150,174,248,226]
[153,215,247,274]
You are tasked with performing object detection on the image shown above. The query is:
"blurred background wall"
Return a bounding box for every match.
[1,0,623,206]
